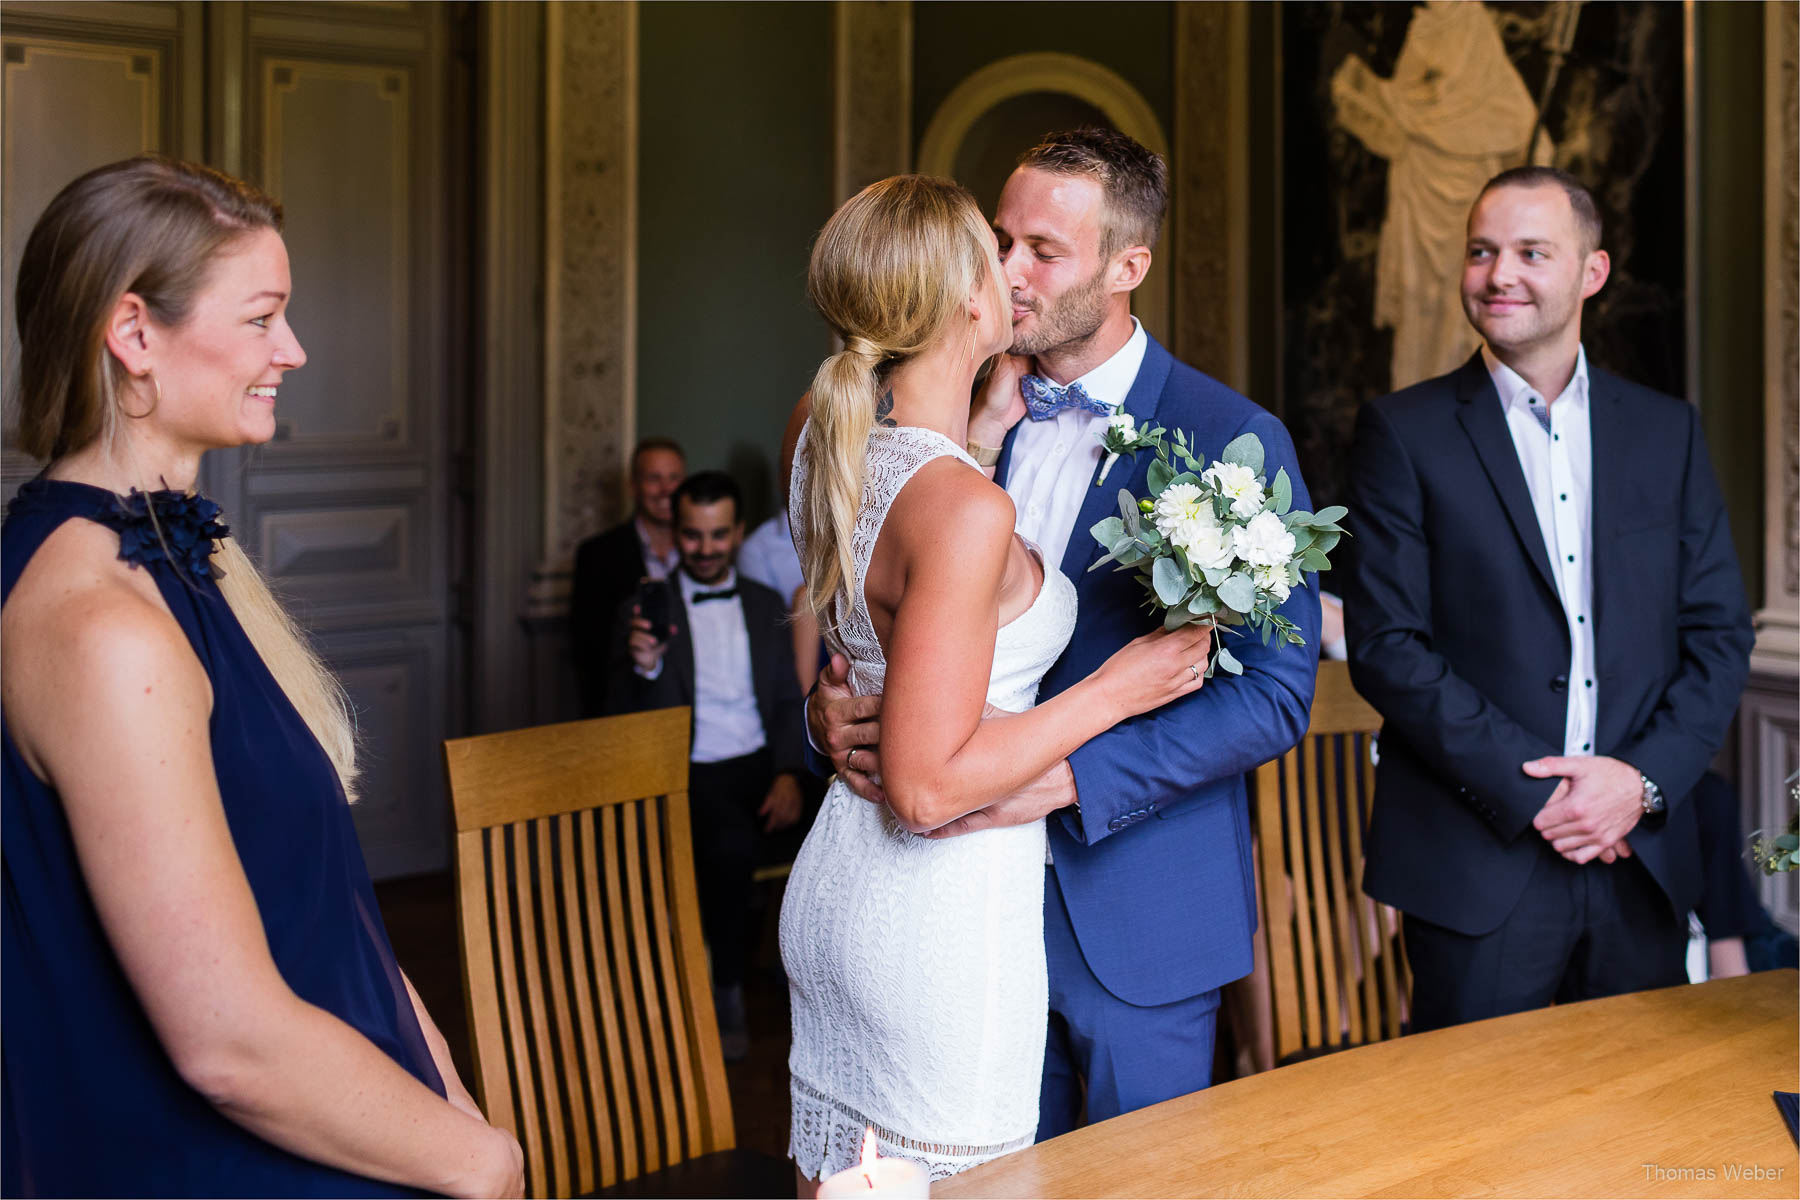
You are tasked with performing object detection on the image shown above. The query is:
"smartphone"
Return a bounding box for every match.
[635,577,675,634]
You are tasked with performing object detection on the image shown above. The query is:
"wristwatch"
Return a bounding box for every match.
[1639,772,1665,815]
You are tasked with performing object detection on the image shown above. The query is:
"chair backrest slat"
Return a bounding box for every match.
[641,799,706,1159]
[446,708,733,1198]
[1252,662,1409,1066]
[551,813,598,1197]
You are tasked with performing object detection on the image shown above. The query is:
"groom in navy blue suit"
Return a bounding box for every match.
[809,128,1320,1137]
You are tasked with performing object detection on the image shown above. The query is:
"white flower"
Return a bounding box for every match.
[1254,562,1293,603]
[1151,482,1206,537]
[1180,515,1235,571]
[1233,509,1297,567]
[1108,411,1137,437]
[1154,484,1233,570]
[1203,460,1265,520]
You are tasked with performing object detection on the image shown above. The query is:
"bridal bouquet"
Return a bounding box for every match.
[1088,417,1345,677]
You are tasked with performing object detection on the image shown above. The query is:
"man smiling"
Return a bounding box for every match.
[1343,167,1753,1030]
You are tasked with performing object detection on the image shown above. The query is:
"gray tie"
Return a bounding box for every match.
[1529,399,1552,434]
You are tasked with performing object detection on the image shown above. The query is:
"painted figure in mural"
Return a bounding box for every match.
[1332,0,1543,390]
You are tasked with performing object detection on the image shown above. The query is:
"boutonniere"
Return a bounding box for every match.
[1094,410,1159,487]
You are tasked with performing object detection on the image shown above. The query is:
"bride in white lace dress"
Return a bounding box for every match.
[781,176,1211,1187]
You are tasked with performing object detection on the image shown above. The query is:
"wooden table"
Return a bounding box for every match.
[936,972,1798,1198]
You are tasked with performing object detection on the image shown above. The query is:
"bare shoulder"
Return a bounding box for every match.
[885,457,1016,552]
[3,520,208,777]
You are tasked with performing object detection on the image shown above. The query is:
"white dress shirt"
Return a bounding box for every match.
[1483,343,1597,758]
[1005,318,1149,570]
[634,515,679,580]
[640,567,768,763]
[737,511,804,603]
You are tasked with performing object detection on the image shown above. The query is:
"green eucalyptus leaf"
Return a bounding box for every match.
[1311,529,1341,555]
[1091,516,1125,547]
[1220,432,1265,474]
[1164,604,1194,631]
[1215,644,1244,675]
[1300,546,1332,572]
[1153,555,1188,606]
[1118,487,1139,524]
[1147,458,1174,496]
[1202,565,1230,587]
[1272,468,1292,516]
[1314,505,1348,524]
[1187,589,1220,615]
[1217,572,1257,613]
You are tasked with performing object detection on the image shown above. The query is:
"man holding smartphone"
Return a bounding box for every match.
[606,471,807,1060]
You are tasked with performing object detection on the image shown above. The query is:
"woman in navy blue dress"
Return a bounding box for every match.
[1,157,524,1197]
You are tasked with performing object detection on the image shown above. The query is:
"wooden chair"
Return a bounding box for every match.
[445,707,786,1198]
[1252,660,1412,1065]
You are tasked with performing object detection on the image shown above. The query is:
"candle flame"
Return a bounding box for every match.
[859,1126,879,1169]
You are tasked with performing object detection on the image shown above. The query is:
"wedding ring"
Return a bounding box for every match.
[848,748,862,772]
[1188,663,1201,681]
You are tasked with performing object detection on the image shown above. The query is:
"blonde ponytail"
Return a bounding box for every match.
[800,338,883,647]
[213,537,361,802]
[798,175,999,644]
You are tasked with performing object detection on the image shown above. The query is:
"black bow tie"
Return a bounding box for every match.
[690,587,738,604]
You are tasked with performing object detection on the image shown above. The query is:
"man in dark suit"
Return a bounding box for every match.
[570,437,686,715]
[1343,166,1754,1031]
[607,470,805,1059]
[805,127,1320,1134]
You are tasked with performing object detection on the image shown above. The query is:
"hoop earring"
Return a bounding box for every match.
[122,370,161,420]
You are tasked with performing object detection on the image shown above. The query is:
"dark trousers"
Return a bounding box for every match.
[1038,866,1221,1141]
[1403,847,1689,1033]
[688,748,773,991]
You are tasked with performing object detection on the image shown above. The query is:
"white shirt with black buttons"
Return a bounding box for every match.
[1483,343,1596,759]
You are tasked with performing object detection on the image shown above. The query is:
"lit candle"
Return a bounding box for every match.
[816,1127,929,1199]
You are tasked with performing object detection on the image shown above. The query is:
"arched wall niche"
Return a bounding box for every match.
[917,52,1171,347]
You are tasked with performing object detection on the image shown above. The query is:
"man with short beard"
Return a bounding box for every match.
[802,128,1321,1136]
[1342,167,1753,1030]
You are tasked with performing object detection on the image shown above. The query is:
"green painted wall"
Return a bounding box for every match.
[911,2,1176,155]
[1697,1,1765,603]
[636,2,833,525]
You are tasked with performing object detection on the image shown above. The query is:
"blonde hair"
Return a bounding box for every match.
[799,175,1004,644]
[13,156,360,800]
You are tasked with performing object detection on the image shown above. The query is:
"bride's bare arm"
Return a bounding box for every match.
[875,464,1209,833]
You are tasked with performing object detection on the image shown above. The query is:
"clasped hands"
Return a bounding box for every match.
[1524,754,1644,865]
[808,653,1075,837]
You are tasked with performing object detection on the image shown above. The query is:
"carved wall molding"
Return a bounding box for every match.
[540,0,636,597]
[1173,2,1250,391]
[1757,0,1800,676]
[832,0,911,203]
[916,50,1169,346]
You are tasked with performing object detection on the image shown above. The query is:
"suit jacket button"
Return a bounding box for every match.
[1551,675,1568,693]
[1108,818,1122,832]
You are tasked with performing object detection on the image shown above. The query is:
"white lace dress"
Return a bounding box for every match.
[781,423,1078,1182]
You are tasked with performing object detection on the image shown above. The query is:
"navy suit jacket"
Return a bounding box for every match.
[1343,352,1753,936]
[997,333,1322,1006]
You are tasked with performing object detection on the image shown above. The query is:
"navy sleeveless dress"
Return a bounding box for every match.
[1,478,446,1197]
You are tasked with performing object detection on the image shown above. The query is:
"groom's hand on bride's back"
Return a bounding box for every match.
[812,653,887,804]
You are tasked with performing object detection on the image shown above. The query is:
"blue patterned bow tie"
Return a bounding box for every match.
[1021,374,1113,421]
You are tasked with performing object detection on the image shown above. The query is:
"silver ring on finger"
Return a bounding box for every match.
[848,747,862,773]
[1188,663,1201,681]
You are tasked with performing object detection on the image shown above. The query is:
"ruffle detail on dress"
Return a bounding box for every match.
[95,487,230,582]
